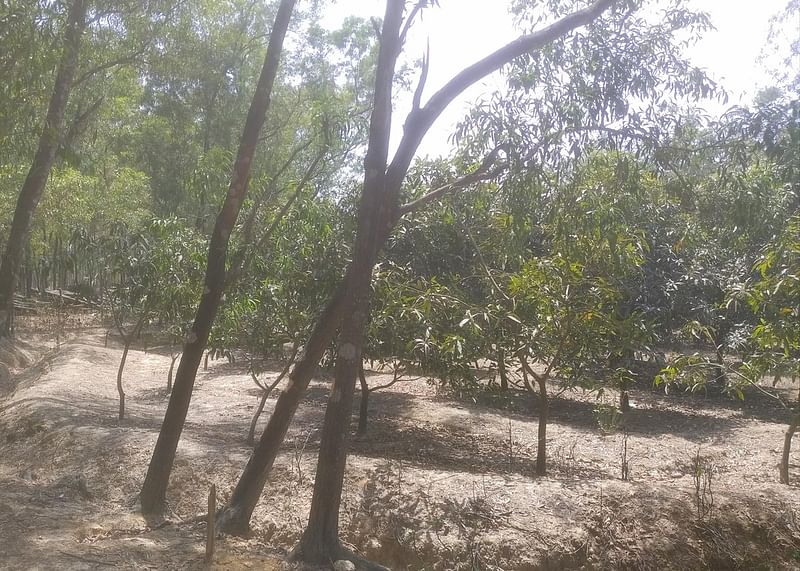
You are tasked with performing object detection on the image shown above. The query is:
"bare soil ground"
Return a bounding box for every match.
[1,324,799,570]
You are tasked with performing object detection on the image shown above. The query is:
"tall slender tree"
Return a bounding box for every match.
[139,0,297,515]
[0,0,87,337]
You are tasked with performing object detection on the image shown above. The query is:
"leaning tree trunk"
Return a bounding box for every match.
[138,0,296,516]
[293,272,378,562]
[216,281,348,534]
[219,0,620,541]
[290,1,404,561]
[780,414,799,484]
[0,0,86,337]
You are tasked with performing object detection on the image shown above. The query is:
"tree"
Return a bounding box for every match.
[211,0,624,562]
[512,249,642,475]
[653,91,799,483]
[0,0,87,337]
[105,218,204,418]
[746,215,800,484]
[138,0,297,515]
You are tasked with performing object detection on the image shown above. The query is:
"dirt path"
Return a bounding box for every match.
[1,330,799,569]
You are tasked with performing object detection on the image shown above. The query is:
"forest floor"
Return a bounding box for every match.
[1,321,800,570]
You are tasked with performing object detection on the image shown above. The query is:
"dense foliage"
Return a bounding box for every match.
[1,0,798,565]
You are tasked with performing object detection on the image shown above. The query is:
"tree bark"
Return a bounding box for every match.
[220,0,621,541]
[138,0,296,516]
[780,414,799,485]
[0,0,87,337]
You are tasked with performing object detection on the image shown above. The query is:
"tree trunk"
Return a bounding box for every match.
[24,243,33,297]
[117,338,132,421]
[536,378,548,476]
[620,383,630,412]
[167,352,179,392]
[358,362,370,435]
[498,348,509,391]
[0,0,86,337]
[138,0,296,516]
[780,414,799,485]
[293,298,368,561]
[291,2,404,561]
[116,312,148,421]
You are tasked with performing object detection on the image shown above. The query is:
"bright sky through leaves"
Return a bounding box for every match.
[322,0,794,157]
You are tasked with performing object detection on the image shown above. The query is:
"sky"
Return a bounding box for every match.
[321,0,796,157]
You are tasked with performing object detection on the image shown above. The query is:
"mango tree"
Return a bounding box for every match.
[745,215,800,484]
[106,218,205,418]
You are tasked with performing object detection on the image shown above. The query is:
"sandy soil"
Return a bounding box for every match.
[1,325,799,570]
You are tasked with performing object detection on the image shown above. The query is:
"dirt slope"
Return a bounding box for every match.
[0,330,799,570]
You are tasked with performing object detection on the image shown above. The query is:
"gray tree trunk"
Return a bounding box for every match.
[0,0,87,337]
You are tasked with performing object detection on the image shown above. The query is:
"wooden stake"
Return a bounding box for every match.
[206,484,216,563]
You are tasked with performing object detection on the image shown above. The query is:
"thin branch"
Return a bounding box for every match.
[226,148,326,288]
[465,225,510,302]
[368,363,412,392]
[398,1,426,47]
[552,385,571,399]
[542,316,574,381]
[247,341,299,443]
[61,96,105,153]
[250,362,267,391]
[386,0,619,192]
[240,138,314,245]
[411,39,430,112]
[74,48,146,86]
[397,144,506,216]
[519,355,538,392]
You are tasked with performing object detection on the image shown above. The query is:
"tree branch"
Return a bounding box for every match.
[398,1,427,47]
[240,138,314,246]
[74,48,146,86]
[411,39,430,112]
[397,144,506,216]
[385,0,619,193]
[226,148,326,288]
[466,225,511,302]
